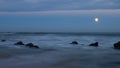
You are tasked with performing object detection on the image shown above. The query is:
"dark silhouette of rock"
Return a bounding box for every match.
[25,43,39,48]
[1,40,6,42]
[89,42,98,47]
[114,41,120,49]
[25,43,34,47]
[15,41,24,45]
[70,41,78,45]
[31,45,39,48]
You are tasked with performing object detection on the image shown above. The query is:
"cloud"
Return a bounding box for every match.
[0,0,120,12]
[0,9,120,15]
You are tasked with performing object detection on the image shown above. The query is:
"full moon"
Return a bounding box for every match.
[95,18,99,23]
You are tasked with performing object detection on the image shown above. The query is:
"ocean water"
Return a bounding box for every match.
[0,32,120,68]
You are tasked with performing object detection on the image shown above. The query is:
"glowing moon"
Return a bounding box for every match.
[95,18,99,23]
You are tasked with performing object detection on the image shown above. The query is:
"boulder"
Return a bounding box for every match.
[1,40,6,42]
[25,43,39,48]
[114,41,120,49]
[25,43,34,47]
[31,45,39,48]
[70,41,78,45]
[15,41,24,45]
[89,42,98,47]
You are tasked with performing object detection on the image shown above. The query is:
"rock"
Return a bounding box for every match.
[89,42,98,47]
[114,41,120,49]
[15,41,24,45]
[1,40,6,42]
[25,43,39,48]
[31,45,39,48]
[70,41,78,45]
[25,43,34,47]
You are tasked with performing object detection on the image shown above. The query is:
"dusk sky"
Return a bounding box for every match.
[0,0,120,32]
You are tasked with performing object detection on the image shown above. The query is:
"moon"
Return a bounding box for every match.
[95,17,99,23]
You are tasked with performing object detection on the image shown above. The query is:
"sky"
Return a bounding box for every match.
[0,0,120,32]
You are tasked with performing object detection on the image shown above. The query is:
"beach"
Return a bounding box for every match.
[0,32,120,68]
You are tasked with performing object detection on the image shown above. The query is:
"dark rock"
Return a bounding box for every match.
[25,43,39,48]
[15,41,24,45]
[114,41,120,49]
[1,40,6,42]
[89,42,98,47]
[25,43,34,47]
[31,45,39,48]
[70,41,78,45]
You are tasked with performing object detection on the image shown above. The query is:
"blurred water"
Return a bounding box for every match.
[0,33,120,68]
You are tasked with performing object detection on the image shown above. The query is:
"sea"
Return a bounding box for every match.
[0,32,120,68]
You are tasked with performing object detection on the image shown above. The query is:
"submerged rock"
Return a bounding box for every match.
[15,41,24,45]
[25,43,39,48]
[70,41,78,45]
[1,40,6,42]
[89,42,98,47]
[114,41,120,49]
